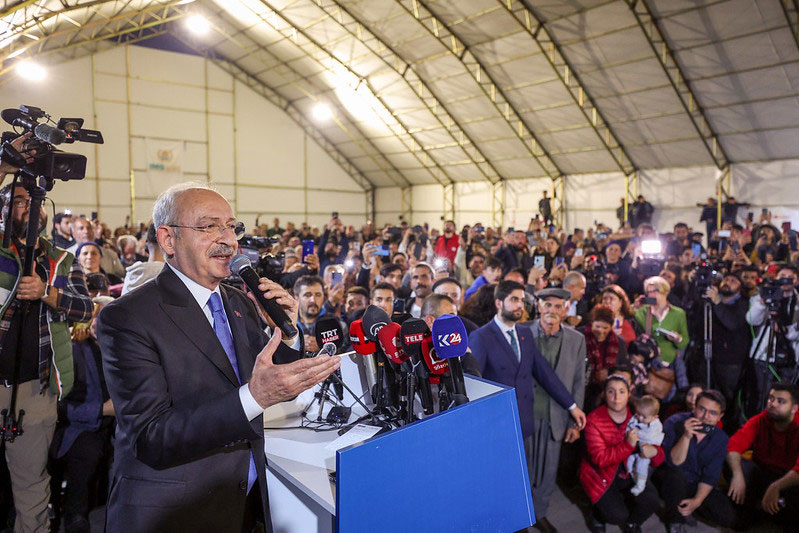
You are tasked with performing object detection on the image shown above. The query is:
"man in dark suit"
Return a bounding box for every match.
[98,184,341,532]
[469,280,585,533]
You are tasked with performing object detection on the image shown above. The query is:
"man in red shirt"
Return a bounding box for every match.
[724,383,799,528]
[433,220,459,265]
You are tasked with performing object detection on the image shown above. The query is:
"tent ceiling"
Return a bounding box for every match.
[0,0,796,190]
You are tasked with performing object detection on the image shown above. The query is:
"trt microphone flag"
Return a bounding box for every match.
[431,314,468,359]
[314,316,343,352]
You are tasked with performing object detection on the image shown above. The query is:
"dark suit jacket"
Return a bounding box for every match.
[469,319,575,438]
[98,266,300,532]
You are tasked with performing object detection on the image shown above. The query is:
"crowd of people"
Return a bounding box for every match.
[0,169,797,532]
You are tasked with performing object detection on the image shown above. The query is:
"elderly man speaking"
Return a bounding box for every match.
[99,183,340,532]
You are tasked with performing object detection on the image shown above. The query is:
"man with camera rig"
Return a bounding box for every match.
[746,265,799,411]
[703,272,750,425]
[0,181,93,531]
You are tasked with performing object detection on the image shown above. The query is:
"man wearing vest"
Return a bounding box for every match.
[0,182,93,531]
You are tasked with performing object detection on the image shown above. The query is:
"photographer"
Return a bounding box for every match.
[703,272,751,424]
[746,265,799,411]
[0,182,93,531]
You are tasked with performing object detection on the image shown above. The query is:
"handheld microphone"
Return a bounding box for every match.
[314,318,344,400]
[399,318,434,415]
[432,314,470,406]
[0,109,66,145]
[229,255,298,339]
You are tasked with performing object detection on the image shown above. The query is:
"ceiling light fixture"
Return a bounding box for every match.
[186,14,211,35]
[16,61,46,81]
[312,103,332,122]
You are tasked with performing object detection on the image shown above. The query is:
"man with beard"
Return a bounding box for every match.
[0,183,93,531]
[52,211,75,249]
[406,262,434,318]
[703,272,750,425]
[433,220,459,265]
[740,265,759,297]
[469,280,586,533]
[527,288,586,533]
[294,274,335,354]
[723,384,799,529]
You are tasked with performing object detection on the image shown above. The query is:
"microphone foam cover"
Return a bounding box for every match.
[348,319,376,356]
[362,305,390,342]
[229,254,252,275]
[421,337,449,375]
[314,316,343,351]
[431,314,469,359]
[377,322,406,364]
[399,318,429,358]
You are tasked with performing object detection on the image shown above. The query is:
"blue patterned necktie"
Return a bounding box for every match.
[207,292,257,494]
[507,329,521,362]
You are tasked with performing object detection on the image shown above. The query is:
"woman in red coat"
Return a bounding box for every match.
[580,375,665,532]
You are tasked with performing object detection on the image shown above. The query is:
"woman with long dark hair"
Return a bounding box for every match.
[580,375,665,532]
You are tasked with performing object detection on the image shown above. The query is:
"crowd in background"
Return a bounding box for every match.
[2,188,797,533]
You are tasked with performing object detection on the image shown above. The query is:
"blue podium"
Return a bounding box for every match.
[264,363,534,532]
[336,377,534,532]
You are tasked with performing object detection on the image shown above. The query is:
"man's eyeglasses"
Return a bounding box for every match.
[12,198,31,208]
[168,221,245,239]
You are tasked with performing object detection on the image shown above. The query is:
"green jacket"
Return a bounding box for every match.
[633,304,690,364]
[0,237,92,398]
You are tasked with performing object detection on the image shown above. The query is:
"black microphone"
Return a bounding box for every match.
[0,109,66,145]
[229,255,298,339]
[400,318,434,415]
[314,317,344,400]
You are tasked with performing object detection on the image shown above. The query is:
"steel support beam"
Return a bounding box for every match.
[503,0,637,176]
[627,0,730,170]
[780,1,799,60]
[492,180,505,229]
[258,0,453,187]
[403,0,566,181]
[401,186,412,224]
[312,0,502,184]
[552,175,565,229]
[443,182,455,225]
[623,171,639,225]
[716,166,732,228]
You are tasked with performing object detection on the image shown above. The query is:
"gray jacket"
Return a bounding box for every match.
[528,321,586,441]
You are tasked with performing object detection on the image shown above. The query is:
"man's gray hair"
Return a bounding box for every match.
[563,271,586,289]
[152,181,214,228]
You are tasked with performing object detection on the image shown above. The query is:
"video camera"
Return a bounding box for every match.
[0,105,103,189]
[759,277,794,311]
[237,234,284,282]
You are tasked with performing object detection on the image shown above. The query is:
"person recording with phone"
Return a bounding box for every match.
[656,390,735,531]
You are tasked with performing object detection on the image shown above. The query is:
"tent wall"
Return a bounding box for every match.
[377,162,799,237]
[0,45,368,231]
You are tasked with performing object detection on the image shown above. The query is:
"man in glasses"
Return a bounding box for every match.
[98,182,341,532]
[0,183,93,531]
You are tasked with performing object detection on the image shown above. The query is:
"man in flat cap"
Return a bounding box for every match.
[527,287,587,533]
[469,281,585,533]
